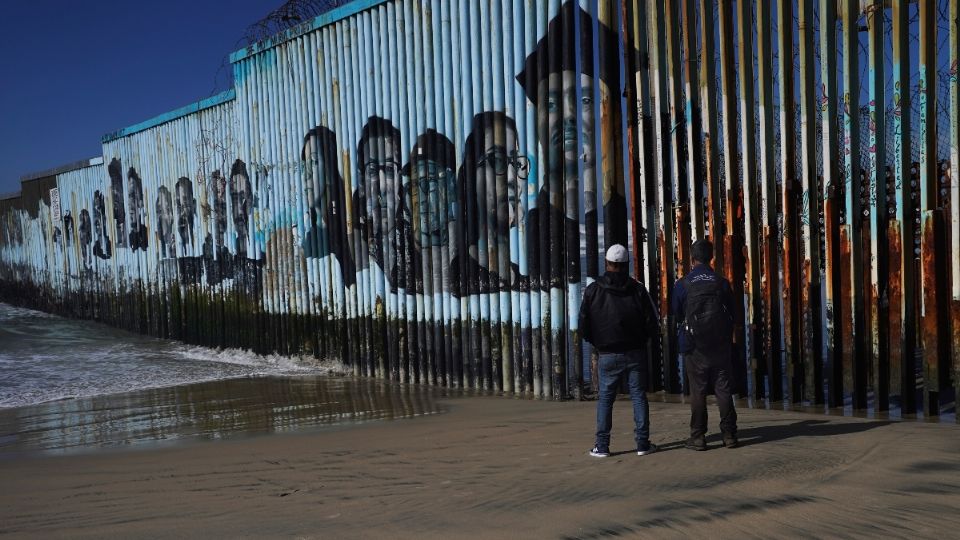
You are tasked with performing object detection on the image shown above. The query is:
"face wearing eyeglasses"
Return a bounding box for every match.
[360,134,401,260]
[410,159,455,248]
[475,121,526,243]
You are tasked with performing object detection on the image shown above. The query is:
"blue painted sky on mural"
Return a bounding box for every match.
[0,0,283,196]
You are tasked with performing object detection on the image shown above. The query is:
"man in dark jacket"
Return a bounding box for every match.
[579,244,660,457]
[672,239,738,450]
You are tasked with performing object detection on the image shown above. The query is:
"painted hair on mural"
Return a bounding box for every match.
[108,158,126,247]
[355,115,402,168]
[401,128,456,177]
[127,167,148,251]
[301,124,356,287]
[175,176,196,252]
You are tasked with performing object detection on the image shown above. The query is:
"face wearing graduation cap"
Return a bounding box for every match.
[517,2,615,177]
[402,129,457,249]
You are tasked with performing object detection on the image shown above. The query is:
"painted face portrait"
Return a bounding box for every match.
[156,186,175,258]
[175,177,196,250]
[451,112,526,296]
[302,125,357,286]
[229,160,252,257]
[108,158,126,247]
[127,168,143,226]
[360,133,401,256]
[210,170,227,250]
[355,116,407,286]
[78,209,92,267]
[516,1,619,180]
[63,211,73,244]
[474,117,528,239]
[403,129,456,250]
[515,1,631,284]
[127,167,148,251]
[536,71,602,174]
[412,159,454,247]
[92,190,111,259]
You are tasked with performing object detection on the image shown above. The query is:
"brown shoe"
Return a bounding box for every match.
[685,436,706,451]
[722,433,739,448]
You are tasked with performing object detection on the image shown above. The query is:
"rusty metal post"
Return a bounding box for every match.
[779,0,803,404]
[950,0,960,421]
[737,0,762,399]
[889,0,916,415]
[681,0,704,241]
[918,0,941,416]
[841,0,866,409]
[777,0,804,403]
[756,0,782,402]
[647,0,679,392]
[625,0,654,287]
[866,0,888,411]
[624,0,663,389]
[665,0,691,285]
[718,0,746,397]
[698,0,721,268]
[817,0,839,407]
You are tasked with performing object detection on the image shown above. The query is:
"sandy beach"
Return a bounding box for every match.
[2,392,959,539]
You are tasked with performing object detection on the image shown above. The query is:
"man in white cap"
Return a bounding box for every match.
[578,244,660,457]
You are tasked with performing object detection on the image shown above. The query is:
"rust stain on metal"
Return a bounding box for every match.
[839,224,854,402]
[887,219,904,402]
[676,203,690,277]
[920,210,940,411]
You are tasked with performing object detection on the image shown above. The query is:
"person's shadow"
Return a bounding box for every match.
[655,419,893,451]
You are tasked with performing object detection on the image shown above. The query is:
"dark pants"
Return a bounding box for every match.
[684,347,737,438]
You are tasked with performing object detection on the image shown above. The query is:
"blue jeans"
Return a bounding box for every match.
[595,349,650,448]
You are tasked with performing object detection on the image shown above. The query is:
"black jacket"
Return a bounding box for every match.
[579,271,660,353]
[671,264,735,354]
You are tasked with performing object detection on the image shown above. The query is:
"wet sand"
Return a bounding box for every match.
[2,391,959,539]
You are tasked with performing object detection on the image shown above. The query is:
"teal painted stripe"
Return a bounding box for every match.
[101,89,236,143]
[229,0,391,64]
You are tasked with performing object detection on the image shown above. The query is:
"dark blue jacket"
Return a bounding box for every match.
[671,264,735,354]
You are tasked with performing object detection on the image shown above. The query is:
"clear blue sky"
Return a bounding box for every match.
[0,0,281,195]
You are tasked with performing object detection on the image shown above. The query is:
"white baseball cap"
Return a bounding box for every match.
[605,244,628,263]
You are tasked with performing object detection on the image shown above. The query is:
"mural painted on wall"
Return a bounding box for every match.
[229,159,253,258]
[175,177,195,253]
[405,128,457,294]
[92,190,111,259]
[78,209,91,268]
[156,186,175,259]
[9,0,954,409]
[127,167,148,251]
[350,116,417,292]
[452,112,526,296]
[302,124,357,287]
[108,158,127,248]
[62,210,74,246]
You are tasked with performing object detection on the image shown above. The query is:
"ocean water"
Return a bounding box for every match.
[0,303,449,454]
[0,303,341,409]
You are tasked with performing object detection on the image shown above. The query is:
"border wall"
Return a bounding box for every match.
[1,0,958,416]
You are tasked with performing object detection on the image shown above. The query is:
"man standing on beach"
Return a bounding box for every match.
[672,239,739,451]
[579,244,660,457]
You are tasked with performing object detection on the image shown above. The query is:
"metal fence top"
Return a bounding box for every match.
[18,157,104,183]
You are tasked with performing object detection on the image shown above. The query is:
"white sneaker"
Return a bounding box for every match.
[589,446,610,458]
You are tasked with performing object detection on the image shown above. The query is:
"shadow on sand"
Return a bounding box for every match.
[654,418,893,452]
